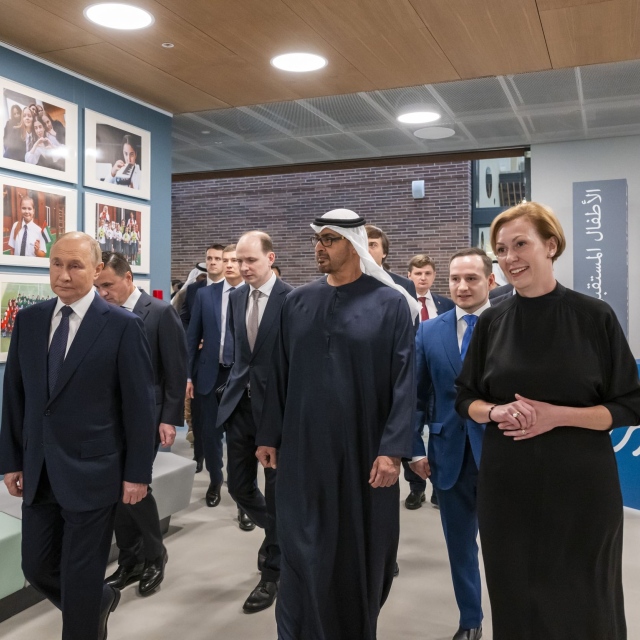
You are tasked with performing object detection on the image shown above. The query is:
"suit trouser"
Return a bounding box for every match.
[226,391,280,583]
[435,439,483,629]
[21,464,116,640]
[192,368,230,486]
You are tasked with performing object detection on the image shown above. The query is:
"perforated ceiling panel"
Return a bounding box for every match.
[172,59,640,174]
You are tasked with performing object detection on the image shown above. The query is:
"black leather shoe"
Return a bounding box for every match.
[98,585,120,640]
[393,562,399,577]
[238,508,256,531]
[430,489,440,509]
[139,549,168,596]
[257,552,266,573]
[194,456,204,473]
[242,580,277,613]
[404,490,426,510]
[104,563,144,589]
[452,625,482,640]
[205,482,221,507]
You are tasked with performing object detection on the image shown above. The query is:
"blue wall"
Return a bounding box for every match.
[0,44,172,392]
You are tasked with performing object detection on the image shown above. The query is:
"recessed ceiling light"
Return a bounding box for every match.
[270,53,327,72]
[84,3,154,30]
[397,111,441,124]
[413,126,455,140]
[161,42,174,49]
[201,130,210,134]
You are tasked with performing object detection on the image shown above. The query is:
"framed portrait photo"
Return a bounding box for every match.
[0,272,55,362]
[133,277,151,294]
[84,192,150,274]
[1,175,77,268]
[0,76,78,183]
[84,110,150,200]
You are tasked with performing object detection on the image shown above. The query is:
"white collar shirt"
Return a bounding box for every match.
[417,290,438,319]
[8,220,46,257]
[455,300,492,350]
[245,272,277,328]
[49,289,96,357]
[121,287,142,312]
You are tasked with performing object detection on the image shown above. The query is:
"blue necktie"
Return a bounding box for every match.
[460,314,478,361]
[222,287,235,365]
[48,306,73,395]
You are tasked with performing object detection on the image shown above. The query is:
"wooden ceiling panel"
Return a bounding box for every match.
[536,0,611,10]
[42,43,230,113]
[280,0,459,86]
[0,0,102,53]
[409,0,552,78]
[540,0,640,67]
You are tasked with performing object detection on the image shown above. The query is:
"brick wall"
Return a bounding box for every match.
[171,160,471,292]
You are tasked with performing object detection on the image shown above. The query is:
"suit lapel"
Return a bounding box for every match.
[251,281,285,359]
[235,286,251,360]
[441,311,462,376]
[36,299,57,394]
[133,289,152,323]
[47,296,109,406]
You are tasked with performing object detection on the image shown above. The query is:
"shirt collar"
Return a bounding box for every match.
[223,279,244,292]
[54,288,96,320]
[456,299,491,322]
[250,271,277,297]
[417,290,432,301]
[121,286,142,311]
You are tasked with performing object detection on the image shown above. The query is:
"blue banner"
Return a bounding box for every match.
[612,364,640,511]
[572,179,628,336]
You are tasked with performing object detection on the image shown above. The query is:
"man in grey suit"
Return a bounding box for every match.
[217,231,293,613]
[95,252,188,597]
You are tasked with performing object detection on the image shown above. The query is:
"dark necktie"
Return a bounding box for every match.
[418,296,429,322]
[460,314,478,361]
[247,290,262,352]
[222,287,235,365]
[20,223,28,256]
[48,306,73,395]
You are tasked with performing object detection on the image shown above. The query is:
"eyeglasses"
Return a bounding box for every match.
[311,234,345,248]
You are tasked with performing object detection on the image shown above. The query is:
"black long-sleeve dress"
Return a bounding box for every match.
[456,283,640,640]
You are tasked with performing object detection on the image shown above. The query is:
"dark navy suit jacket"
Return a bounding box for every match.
[186,281,224,396]
[431,292,455,316]
[413,307,484,491]
[132,290,187,440]
[0,294,156,512]
[216,277,293,429]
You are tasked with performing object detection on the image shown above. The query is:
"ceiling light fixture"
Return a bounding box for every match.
[161,42,174,49]
[271,53,327,72]
[84,3,154,30]
[397,110,441,124]
[413,126,455,140]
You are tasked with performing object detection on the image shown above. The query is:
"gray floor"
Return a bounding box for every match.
[2,427,640,639]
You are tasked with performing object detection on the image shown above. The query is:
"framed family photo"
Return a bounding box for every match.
[0,272,54,362]
[1,175,77,267]
[84,192,150,274]
[0,76,78,183]
[84,110,150,200]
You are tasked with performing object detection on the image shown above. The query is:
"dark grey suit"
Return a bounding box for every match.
[217,277,293,582]
[114,290,188,568]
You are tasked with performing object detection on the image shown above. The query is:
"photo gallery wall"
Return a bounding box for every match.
[0,75,153,356]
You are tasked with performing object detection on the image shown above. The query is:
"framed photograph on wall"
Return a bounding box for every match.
[0,272,55,362]
[0,76,78,183]
[133,277,150,294]
[84,192,150,274]
[84,110,150,200]
[1,175,77,268]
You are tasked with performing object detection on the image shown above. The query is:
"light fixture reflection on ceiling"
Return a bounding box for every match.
[271,53,327,72]
[161,42,174,49]
[84,3,154,30]
[397,111,441,124]
[413,126,455,140]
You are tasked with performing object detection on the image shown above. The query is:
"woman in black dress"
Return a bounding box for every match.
[456,202,640,640]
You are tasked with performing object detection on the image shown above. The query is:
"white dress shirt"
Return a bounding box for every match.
[8,220,46,257]
[219,279,245,362]
[121,286,142,312]
[417,290,438,319]
[245,271,277,327]
[48,289,97,357]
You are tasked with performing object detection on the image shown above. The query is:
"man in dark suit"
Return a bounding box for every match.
[180,243,225,331]
[410,248,495,640]
[95,252,188,597]
[0,232,156,640]
[186,245,244,508]
[217,231,293,613]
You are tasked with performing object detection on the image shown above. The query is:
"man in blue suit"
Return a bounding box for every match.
[217,231,293,613]
[410,247,494,640]
[0,232,156,640]
[186,245,244,508]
